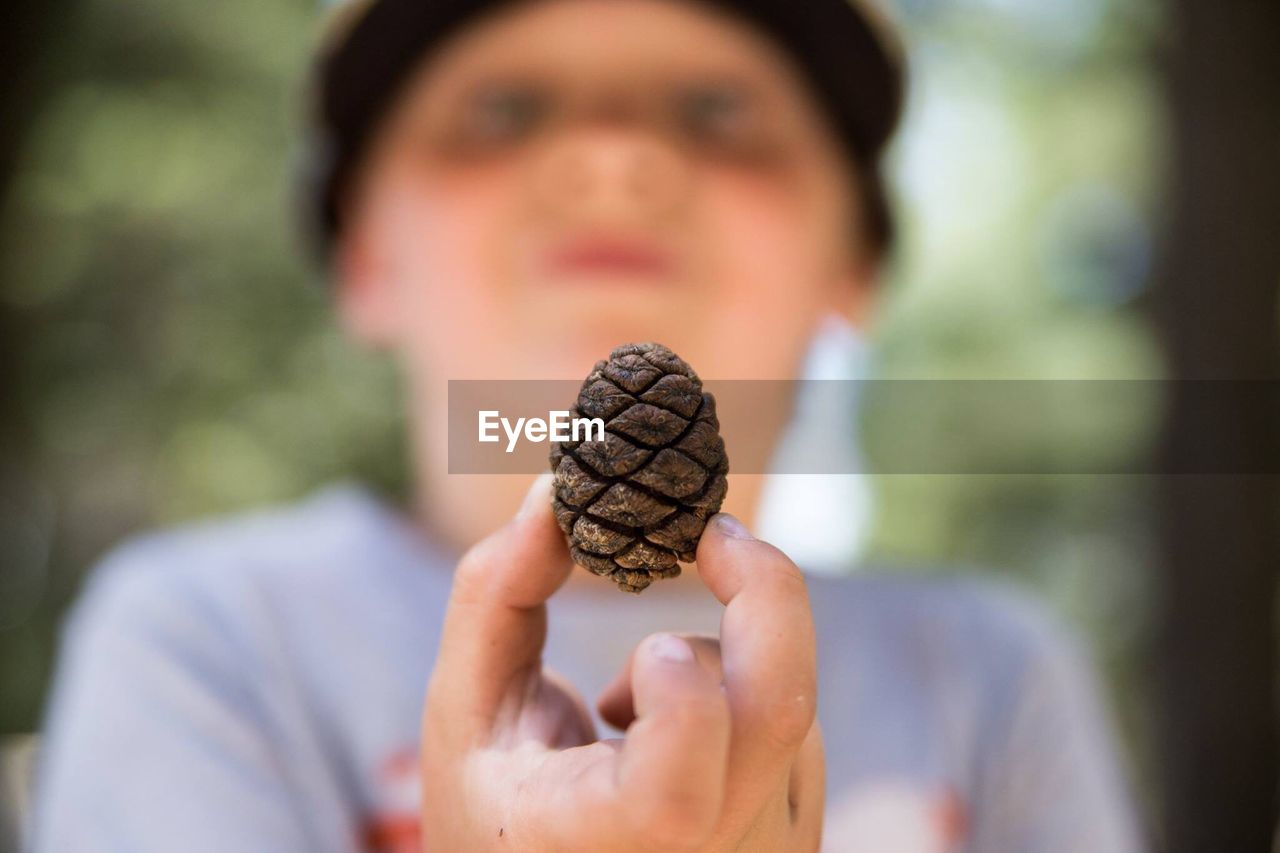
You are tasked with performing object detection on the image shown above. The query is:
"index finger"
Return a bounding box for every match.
[424,473,573,746]
[694,513,819,816]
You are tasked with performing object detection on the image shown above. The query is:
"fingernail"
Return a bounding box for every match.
[517,472,554,520]
[712,513,754,540]
[649,633,695,664]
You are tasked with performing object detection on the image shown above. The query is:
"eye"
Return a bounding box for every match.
[462,83,550,144]
[675,82,759,144]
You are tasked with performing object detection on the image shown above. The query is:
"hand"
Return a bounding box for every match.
[420,473,825,851]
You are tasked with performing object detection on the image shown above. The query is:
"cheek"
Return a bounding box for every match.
[371,164,521,376]
[695,171,842,376]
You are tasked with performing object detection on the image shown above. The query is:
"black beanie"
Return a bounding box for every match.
[296,0,907,266]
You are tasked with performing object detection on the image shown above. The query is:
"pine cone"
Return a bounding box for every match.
[550,342,729,593]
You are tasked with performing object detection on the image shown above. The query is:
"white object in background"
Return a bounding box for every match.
[754,314,874,574]
[822,784,961,853]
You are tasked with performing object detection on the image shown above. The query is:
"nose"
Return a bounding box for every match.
[529,118,690,222]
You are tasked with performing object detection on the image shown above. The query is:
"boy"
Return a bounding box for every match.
[31,0,1143,850]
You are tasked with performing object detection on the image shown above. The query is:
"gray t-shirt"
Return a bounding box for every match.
[28,484,1145,852]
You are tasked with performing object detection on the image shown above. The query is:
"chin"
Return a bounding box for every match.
[519,307,700,376]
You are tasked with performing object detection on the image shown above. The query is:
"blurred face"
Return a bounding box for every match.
[338,0,876,384]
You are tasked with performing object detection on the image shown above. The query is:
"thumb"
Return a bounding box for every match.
[613,633,731,844]
[424,473,572,746]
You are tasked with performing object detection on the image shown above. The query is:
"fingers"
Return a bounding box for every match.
[424,473,573,746]
[597,634,723,731]
[526,633,731,852]
[694,513,819,817]
[592,519,820,843]
[613,633,732,846]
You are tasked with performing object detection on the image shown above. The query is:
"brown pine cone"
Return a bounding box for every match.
[549,342,729,593]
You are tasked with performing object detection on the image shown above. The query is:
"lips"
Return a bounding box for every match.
[544,235,676,279]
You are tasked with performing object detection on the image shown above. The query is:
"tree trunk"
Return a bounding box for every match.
[1153,0,1280,849]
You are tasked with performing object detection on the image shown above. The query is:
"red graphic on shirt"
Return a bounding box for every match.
[360,748,421,853]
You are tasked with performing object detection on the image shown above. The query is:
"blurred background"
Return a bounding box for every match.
[0,0,1275,851]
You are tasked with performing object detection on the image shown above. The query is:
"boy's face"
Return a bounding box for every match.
[337,0,876,384]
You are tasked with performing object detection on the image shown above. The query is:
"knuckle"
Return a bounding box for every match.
[760,685,817,751]
[457,531,498,574]
[741,552,810,610]
[452,536,502,599]
[761,552,808,593]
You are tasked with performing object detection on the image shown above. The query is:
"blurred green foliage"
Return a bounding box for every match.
[0,0,406,734]
[863,0,1165,798]
[1,0,1164,803]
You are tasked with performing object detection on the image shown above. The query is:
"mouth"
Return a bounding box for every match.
[542,234,677,281]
